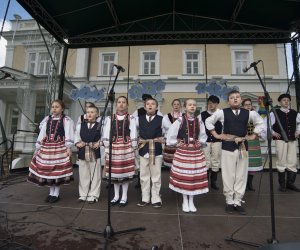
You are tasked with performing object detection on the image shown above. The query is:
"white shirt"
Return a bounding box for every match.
[102,114,138,149]
[166,116,207,146]
[162,112,182,137]
[36,115,75,149]
[205,108,265,136]
[268,108,300,134]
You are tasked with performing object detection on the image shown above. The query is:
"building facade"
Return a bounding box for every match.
[0,19,296,154]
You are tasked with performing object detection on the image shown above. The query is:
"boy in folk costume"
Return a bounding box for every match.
[132,94,163,188]
[200,95,222,190]
[206,90,264,215]
[271,93,300,192]
[242,98,263,191]
[102,96,137,207]
[162,99,182,167]
[136,98,164,208]
[167,99,208,213]
[28,100,74,203]
[75,106,102,203]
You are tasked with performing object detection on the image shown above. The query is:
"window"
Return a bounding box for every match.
[28,53,36,74]
[38,53,50,75]
[140,50,160,75]
[234,51,249,74]
[99,52,117,76]
[27,52,50,75]
[183,50,202,75]
[10,108,19,134]
[231,46,253,75]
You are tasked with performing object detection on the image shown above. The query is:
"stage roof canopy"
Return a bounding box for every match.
[17,0,300,48]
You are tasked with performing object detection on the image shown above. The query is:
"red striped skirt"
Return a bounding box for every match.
[28,138,73,186]
[163,145,176,167]
[105,138,135,183]
[169,144,208,195]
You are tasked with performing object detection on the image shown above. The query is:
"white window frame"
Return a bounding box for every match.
[230,45,254,75]
[25,50,50,75]
[139,49,160,75]
[183,49,203,75]
[98,52,118,76]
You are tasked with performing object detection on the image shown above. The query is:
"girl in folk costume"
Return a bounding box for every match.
[242,98,263,191]
[28,100,74,203]
[102,96,138,207]
[162,99,182,167]
[75,106,102,203]
[167,99,208,213]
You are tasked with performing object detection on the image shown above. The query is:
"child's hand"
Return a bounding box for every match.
[92,142,100,149]
[295,131,299,139]
[66,148,72,157]
[272,132,281,139]
[76,142,85,148]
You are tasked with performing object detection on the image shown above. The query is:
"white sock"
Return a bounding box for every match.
[121,183,129,202]
[182,194,189,212]
[112,183,120,201]
[188,195,197,212]
[49,186,55,196]
[53,186,60,197]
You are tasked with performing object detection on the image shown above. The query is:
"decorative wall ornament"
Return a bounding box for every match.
[195,79,239,100]
[69,85,105,101]
[128,79,166,100]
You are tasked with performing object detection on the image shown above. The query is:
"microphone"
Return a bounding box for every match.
[242,60,262,73]
[113,64,125,72]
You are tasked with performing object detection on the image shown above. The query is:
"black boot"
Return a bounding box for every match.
[135,174,141,188]
[286,171,300,192]
[278,171,286,192]
[246,174,255,191]
[210,171,219,190]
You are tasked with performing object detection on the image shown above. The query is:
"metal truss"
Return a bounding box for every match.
[17,0,295,48]
[45,41,61,114]
[67,30,292,48]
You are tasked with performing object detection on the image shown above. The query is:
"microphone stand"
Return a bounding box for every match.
[76,67,145,249]
[225,65,288,247]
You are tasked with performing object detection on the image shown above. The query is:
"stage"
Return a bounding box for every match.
[0,168,300,250]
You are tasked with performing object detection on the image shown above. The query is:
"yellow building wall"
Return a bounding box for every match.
[206,45,231,75]
[12,46,26,71]
[254,44,279,75]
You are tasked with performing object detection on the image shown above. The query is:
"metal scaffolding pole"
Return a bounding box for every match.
[58,46,69,100]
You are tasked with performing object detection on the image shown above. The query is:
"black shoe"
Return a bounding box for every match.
[211,182,219,190]
[137,201,150,207]
[88,199,97,204]
[234,205,247,215]
[110,198,120,206]
[246,175,255,191]
[45,195,53,202]
[152,202,162,208]
[286,171,300,192]
[225,204,235,214]
[49,196,60,203]
[286,183,300,192]
[118,200,128,207]
[210,171,219,190]
[278,171,286,192]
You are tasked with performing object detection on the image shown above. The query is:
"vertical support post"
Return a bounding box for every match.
[291,39,300,168]
[58,46,69,100]
[291,39,300,111]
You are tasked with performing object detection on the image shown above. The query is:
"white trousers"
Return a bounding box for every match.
[221,149,248,206]
[140,156,162,204]
[202,142,221,172]
[275,140,298,173]
[78,159,102,201]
